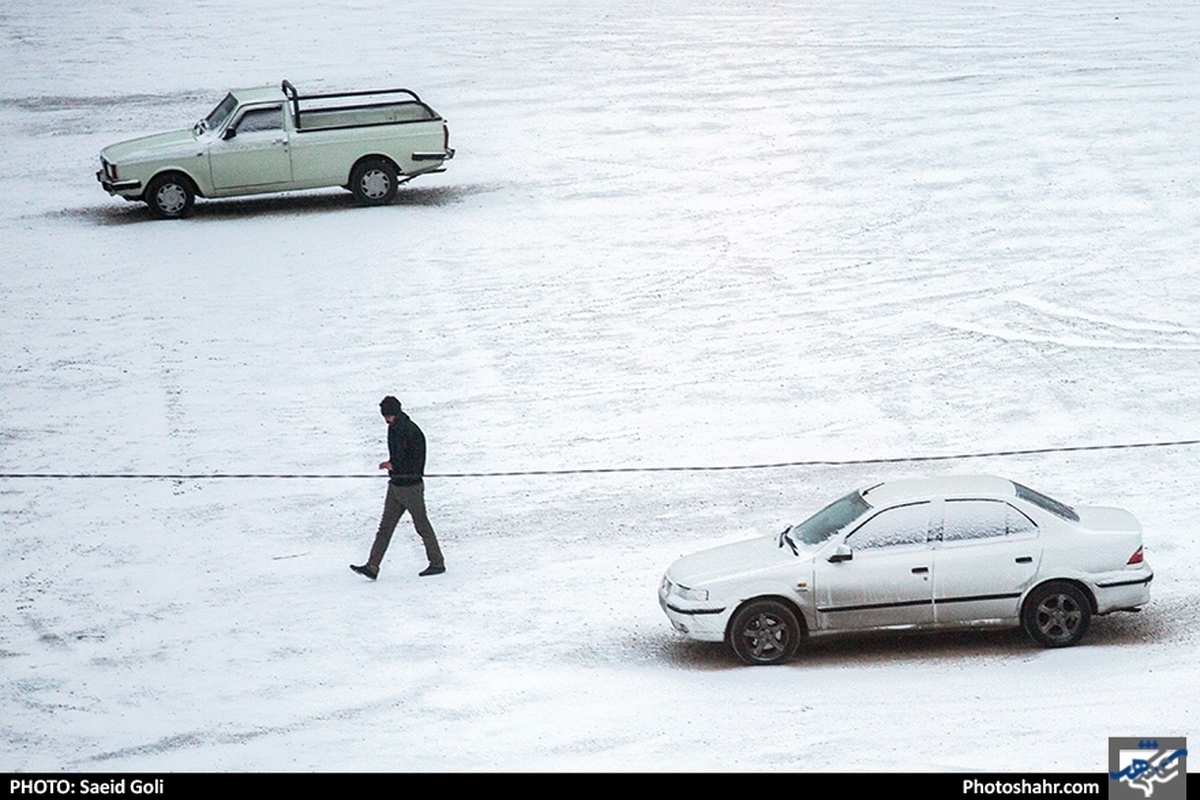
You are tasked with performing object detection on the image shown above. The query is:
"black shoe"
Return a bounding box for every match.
[419,564,446,577]
[350,563,378,580]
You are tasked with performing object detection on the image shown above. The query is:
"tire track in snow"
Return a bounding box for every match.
[938,295,1200,351]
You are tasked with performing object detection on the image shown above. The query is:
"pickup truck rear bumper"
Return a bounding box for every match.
[96,170,142,195]
[411,148,455,162]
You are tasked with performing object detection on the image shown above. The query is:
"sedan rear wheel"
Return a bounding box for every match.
[1022,581,1091,647]
[729,600,801,665]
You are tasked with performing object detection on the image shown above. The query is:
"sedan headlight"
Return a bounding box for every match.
[672,583,709,602]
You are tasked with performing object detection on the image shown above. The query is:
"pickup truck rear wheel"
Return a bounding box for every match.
[145,173,195,219]
[350,158,399,206]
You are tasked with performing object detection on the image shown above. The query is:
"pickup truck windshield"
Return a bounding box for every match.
[200,93,238,133]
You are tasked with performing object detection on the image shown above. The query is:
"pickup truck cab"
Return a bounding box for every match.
[97,80,454,218]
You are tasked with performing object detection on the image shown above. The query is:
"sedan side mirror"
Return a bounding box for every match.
[828,545,853,563]
[223,127,237,140]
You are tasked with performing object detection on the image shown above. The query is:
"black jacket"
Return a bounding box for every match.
[387,412,427,486]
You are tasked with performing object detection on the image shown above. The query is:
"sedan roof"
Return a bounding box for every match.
[862,474,1016,506]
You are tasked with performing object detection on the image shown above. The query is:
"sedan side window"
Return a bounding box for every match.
[1006,503,1038,537]
[943,499,1038,541]
[232,106,283,134]
[844,502,931,550]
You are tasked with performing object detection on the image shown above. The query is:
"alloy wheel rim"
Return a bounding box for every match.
[1036,594,1081,641]
[743,613,787,659]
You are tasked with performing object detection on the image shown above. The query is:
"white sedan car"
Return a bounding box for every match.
[659,475,1152,665]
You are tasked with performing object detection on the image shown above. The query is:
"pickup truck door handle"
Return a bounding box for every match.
[273,139,286,146]
[911,566,929,574]
[1015,556,1033,564]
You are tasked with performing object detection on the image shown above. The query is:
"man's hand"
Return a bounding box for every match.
[379,461,392,470]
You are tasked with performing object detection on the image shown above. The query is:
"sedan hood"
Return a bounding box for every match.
[1075,505,1141,534]
[667,535,795,587]
[101,129,198,163]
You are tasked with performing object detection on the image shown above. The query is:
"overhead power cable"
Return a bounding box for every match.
[1,437,1197,480]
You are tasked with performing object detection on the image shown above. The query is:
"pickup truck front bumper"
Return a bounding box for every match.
[411,148,455,162]
[96,169,142,196]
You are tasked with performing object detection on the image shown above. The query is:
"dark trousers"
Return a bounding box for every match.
[368,482,444,570]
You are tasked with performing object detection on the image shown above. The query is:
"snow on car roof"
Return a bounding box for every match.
[230,85,286,105]
[862,474,1016,505]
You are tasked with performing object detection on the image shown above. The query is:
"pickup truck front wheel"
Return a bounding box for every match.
[350,158,399,206]
[145,172,196,219]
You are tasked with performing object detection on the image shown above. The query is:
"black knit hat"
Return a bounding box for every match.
[379,396,402,416]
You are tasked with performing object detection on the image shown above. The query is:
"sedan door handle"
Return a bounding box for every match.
[1015,556,1033,564]
[911,566,929,574]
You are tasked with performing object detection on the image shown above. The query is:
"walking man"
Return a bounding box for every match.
[351,396,445,579]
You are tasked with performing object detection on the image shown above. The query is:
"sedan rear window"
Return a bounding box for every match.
[1014,482,1079,522]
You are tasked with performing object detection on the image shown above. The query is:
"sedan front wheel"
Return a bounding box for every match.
[729,600,801,665]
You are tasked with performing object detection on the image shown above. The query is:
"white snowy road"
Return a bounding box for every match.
[1,0,1198,771]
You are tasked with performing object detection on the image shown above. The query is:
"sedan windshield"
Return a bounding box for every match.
[790,490,872,546]
[199,93,238,133]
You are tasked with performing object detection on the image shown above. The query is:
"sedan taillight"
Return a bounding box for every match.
[1127,546,1144,565]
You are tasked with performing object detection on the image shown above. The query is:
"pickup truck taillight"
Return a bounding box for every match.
[443,122,450,150]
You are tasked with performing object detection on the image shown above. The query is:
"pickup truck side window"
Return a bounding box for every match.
[233,106,283,134]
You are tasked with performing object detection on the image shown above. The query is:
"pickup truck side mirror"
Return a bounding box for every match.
[223,127,237,140]
[828,544,853,563]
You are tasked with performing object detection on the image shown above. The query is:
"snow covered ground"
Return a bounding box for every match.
[2,0,1198,772]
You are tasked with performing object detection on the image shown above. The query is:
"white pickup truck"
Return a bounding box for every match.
[97,80,454,218]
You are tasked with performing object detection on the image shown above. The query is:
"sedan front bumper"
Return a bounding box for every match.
[658,588,728,642]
